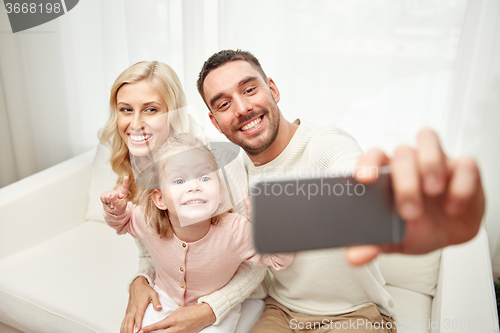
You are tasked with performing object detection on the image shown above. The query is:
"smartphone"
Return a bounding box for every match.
[250,169,406,254]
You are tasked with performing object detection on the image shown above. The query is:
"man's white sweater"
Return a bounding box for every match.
[242,119,395,318]
[144,119,395,322]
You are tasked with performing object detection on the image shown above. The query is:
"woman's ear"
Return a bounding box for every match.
[152,190,168,210]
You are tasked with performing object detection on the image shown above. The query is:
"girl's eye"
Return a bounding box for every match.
[200,176,210,182]
[173,179,184,185]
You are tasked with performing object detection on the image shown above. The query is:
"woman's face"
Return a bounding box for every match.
[116,80,170,157]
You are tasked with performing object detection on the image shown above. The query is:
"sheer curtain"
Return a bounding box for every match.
[1,0,499,272]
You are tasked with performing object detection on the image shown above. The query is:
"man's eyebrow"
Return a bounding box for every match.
[239,75,257,87]
[209,75,258,109]
[209,93,224,110]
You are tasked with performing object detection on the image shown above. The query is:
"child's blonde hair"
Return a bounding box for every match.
[100,61,192,203]
[140,133,231,238]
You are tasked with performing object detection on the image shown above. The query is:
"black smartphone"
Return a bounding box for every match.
[250,169,406,254]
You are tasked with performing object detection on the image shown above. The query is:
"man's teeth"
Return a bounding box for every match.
[183,200,206,205]
[241,117,261,131]
[130,134,152,142]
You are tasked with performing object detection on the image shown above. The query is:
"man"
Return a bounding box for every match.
[131,50,484,333]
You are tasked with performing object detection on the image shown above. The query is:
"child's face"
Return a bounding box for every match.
[161,148,222,226]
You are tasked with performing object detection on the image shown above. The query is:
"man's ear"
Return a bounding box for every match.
[267,77,280,104]
[151,190,168,210]
[209,112,223,133]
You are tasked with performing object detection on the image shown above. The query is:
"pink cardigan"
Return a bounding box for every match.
[104,203,293,307]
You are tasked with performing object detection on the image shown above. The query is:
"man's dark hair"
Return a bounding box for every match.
[196,49,267,105]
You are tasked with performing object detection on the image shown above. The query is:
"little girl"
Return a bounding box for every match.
[101,133,293,333]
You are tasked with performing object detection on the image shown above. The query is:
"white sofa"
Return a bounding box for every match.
[0,145,498,333]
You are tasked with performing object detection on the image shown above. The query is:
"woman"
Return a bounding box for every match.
[101,61,193,202]
[100,61,267,333]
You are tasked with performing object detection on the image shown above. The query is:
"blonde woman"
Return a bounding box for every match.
[101,61,267,333]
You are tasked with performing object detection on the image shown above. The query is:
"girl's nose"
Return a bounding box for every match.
[187,180,202,192]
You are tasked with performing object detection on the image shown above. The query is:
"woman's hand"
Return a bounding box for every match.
[139,303,216,333]
[121,276,162,333]
[101,176,129,216]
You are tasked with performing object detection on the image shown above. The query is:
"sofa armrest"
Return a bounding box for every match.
[431,226,499,332]
[0,149,96,260]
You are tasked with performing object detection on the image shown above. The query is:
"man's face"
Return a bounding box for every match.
[203,61,281,156]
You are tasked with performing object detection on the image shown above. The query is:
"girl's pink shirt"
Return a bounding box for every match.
[104,202,293,307]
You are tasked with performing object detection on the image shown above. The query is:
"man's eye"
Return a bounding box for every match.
[218,102,229,111]
[173,179,184,185]
[244,87,255,94]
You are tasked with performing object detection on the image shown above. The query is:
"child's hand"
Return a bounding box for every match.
[101,176,129,216]
[242,189,252,222]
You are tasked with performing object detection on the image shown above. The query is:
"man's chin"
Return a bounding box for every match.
[240,139,273,156]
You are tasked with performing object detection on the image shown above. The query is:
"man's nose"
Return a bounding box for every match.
[233,96,252,117]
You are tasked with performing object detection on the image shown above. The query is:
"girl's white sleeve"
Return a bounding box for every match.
[131,238,156,287]
[197,261,268,325]
[102,203,156,287]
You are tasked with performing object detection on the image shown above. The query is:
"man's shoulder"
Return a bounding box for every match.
[299,120,360,149]
[294,120,363,172]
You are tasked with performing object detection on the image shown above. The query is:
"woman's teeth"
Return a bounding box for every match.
[130,134,152,142]
[241,117,261,131]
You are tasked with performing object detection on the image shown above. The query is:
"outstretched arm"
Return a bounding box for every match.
[346,128,484,265]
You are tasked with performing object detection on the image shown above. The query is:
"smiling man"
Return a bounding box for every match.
[193,49,485,333]
[131,50,484,333]
[202,59,293,165]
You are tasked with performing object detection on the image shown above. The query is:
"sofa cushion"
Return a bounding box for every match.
[384,285,432,333]
[0,220,265,333]
[86,144,117,223]
[0,222,137,333]
[379,250,442,297]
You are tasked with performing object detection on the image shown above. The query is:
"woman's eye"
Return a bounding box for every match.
[145,108,157,113]
[173,179,184,185]
[120,108,133,113]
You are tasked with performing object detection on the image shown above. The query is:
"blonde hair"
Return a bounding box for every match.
[140,133,231,238]
[101,61,191,203]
